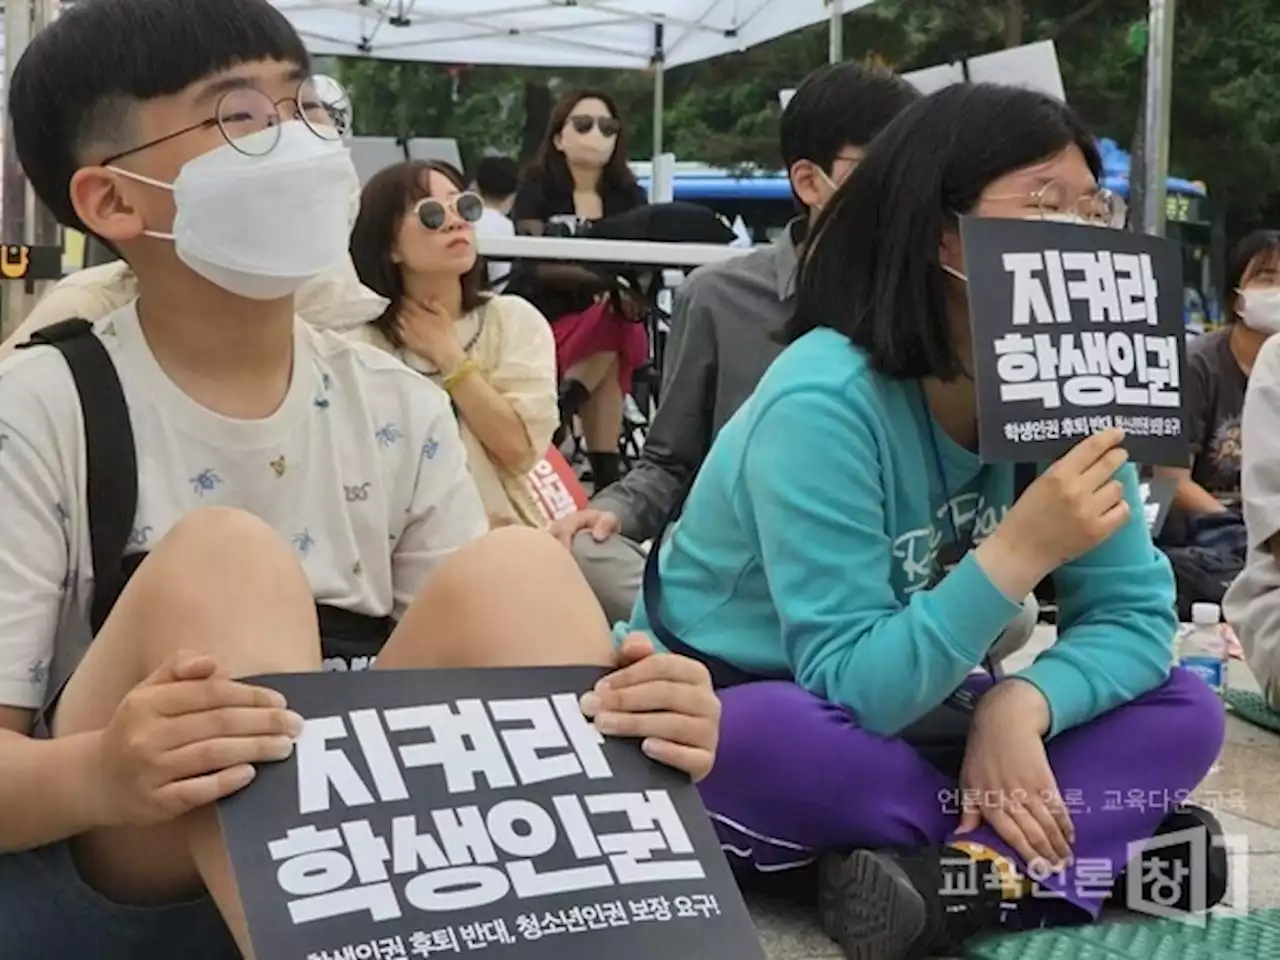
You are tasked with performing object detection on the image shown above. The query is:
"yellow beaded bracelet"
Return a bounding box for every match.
[443,359,479,394]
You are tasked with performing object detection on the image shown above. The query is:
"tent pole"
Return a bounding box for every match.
[651,22,665,160]
[828,0,843,63]
[2,0,34,338]
[1140,0,1175,236]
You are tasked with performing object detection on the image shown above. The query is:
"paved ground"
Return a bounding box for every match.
[743,627,1280,958]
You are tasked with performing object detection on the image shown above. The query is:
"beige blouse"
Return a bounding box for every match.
[350,295,559,527]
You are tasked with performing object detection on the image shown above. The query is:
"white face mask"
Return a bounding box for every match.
[1240,288,1280,334]
[113,121,358,301]
[1037,211,1102,228]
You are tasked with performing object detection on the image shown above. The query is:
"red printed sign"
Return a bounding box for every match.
[526,447,589,523]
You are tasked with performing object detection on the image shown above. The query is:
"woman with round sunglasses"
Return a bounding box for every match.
[509,88,649,492]
[627,84,1225,958]
[349,160,559,528]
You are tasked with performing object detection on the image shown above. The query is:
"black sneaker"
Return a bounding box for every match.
[817,846,1007,960]
[1110,803,1229,913]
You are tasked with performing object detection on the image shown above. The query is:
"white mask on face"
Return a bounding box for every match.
[1036,211,1106,228]
[1240,288,1280,334]
[112,121,358,301]
[941,263,967,283]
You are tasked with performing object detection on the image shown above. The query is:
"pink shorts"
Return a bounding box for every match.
[552,301,650,395]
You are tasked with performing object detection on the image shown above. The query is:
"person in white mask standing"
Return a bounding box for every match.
[1155,231,1280,518]
[0,2,721,958]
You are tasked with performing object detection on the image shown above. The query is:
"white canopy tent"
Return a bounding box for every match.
[272,1,852,69]
[270,0,869,156]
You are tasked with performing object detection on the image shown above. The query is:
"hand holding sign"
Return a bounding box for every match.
[976,429,1131,597]
[582,635,720,782]
[90,650,303,827]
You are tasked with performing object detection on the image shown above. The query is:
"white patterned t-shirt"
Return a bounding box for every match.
[0,301,487,710]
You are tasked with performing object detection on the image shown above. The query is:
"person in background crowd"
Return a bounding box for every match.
[1223,233,1280,711]
[550,62,922,622]
[349,159,559,528]
[1156,230,1280,519]
[509,88,649,491]
[472,154,518,290]
[629,84,1224,959]
[0,3,721,957]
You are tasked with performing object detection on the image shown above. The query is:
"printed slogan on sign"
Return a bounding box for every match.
[961,216,1189,465]
[217,667,764,960]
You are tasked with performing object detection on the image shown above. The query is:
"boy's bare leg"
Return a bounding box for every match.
[375,526,616,671]
[51,523,619,959]
[52,507,323,959]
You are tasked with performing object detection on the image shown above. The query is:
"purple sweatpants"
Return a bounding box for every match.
[699,668,1225,918]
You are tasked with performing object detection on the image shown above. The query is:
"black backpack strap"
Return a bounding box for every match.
[19,319,137,634]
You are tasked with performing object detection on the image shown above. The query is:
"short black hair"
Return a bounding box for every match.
[9,0,310,233]
[1226,229,1280,322]
[779,62,920,173]
[475,156,519,200]
[786,83,1102,381]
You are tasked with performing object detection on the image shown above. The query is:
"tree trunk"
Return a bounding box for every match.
[521,81,552,164]
[1004,0,1024,48]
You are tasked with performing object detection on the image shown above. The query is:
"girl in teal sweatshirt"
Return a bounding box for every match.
[628,84,1225,959]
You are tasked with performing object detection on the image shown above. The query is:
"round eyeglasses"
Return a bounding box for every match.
[100,74,353,166]
[989,180,1128,230]
[416,192,485,231]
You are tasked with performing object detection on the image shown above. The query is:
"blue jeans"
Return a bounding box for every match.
[0,838,239,959]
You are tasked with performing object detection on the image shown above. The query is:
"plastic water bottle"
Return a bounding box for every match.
[1180,602,1227,696]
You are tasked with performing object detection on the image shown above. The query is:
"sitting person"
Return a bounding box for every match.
[627,83,1224,959]
[348,159,558,528]
[471,154,518,290]
[1225,263,1280,709]
[1155,231,1280,530]
[508,88,649,490]
[550,61,921,622]
[0,3,719,958]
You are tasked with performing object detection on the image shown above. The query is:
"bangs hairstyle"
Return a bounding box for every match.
[350,159,490,349]
[1227,229,1280,322]
[523,88,639,205]
[786,83,1101,381]
[8,0,309,234]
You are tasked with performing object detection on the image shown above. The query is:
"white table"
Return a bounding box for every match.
[476,235,754,269]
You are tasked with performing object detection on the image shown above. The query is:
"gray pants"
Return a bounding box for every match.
[571,529,647,625]
[569,529,1040,668]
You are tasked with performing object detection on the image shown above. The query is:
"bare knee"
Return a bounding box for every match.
[381,527,614,670]
[152,507,306,583]
[60,508,319,733]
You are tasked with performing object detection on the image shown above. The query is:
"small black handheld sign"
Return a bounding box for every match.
[217,667,765,960]
[961,216,1190,467]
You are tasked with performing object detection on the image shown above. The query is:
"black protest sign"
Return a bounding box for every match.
[217,667,764,960]
[962,216,1190,466]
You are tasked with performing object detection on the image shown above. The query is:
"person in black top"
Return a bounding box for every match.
[510,89,649,489]
[1156,230,1280,519]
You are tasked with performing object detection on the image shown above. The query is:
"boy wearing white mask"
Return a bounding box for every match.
[1155,230,1280,516]
[0,2,720,958]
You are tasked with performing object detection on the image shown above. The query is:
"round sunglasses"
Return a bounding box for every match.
[415,192,485,231]
[567,114,621,138]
